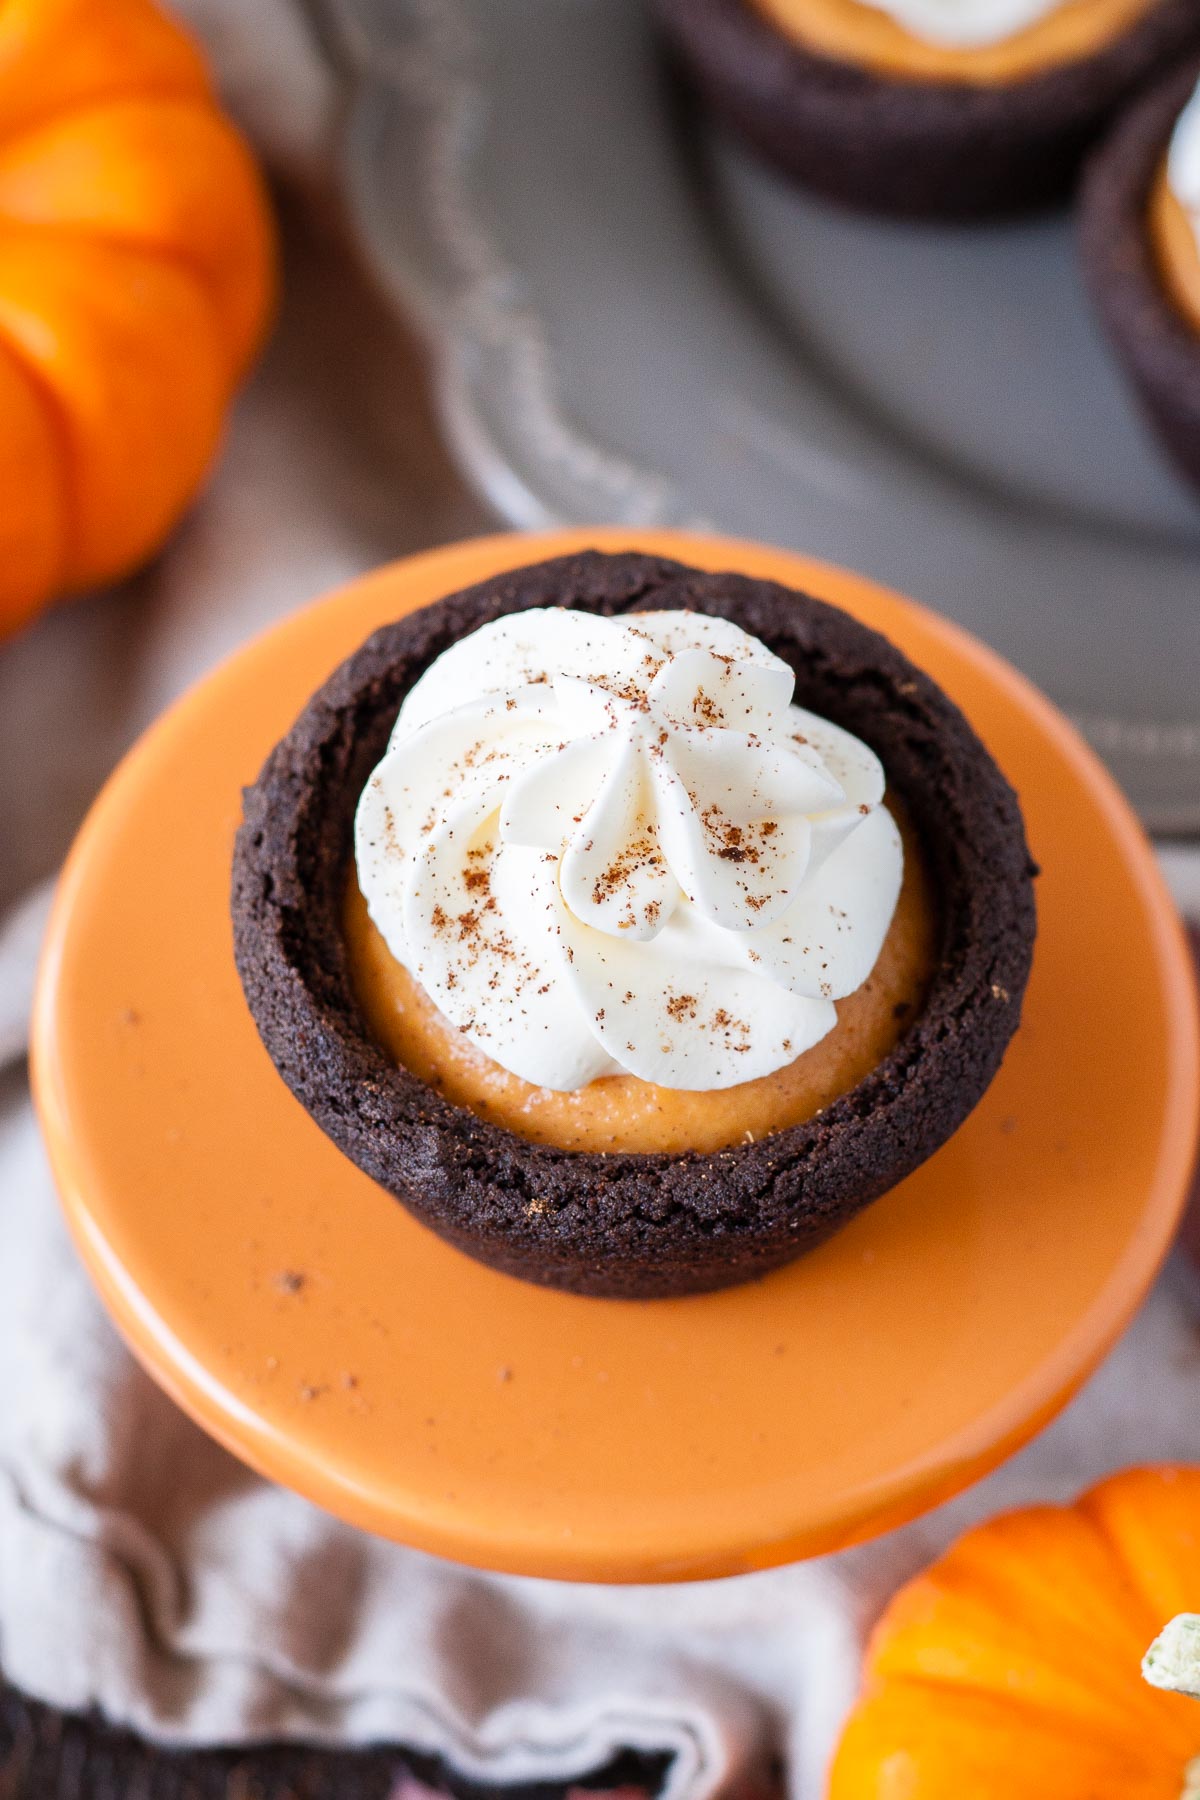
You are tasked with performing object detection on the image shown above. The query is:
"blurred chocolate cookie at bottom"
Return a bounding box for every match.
[0,1677,669,1800]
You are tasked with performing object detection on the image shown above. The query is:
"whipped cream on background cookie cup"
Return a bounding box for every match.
[1081,56,1200,499]
[752,0,1157,72]
[855,0,1108,48]
[1162,77,1200,333]
[654,0,1200,219]
[1169,79,1200,235]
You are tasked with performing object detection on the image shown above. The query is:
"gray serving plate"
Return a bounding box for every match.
[316,0,1200,830]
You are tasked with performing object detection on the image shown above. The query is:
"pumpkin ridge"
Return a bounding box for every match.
[0,74,212,158]
[1083,1507,1198,1644]
[0,229,223,593]
[855,1666,1184,1756]
[851,1661,1185,1770]
[829,1468,1200,1797]
[830,1680,1182,1794]
[894,1522,1159,1660]
[1081,1468,1200,1635]
[950,1507,1169,1648]
[0,306,78,591]
[0,329,68,621]
[0,0,273,632]
[0,212,257,390]
[0,227,231,589]
[0,95,274,379]
[863,1663,1180,1749]
[862,1510,1184,1745]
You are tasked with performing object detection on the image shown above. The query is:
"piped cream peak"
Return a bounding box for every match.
[355,608,902,1092]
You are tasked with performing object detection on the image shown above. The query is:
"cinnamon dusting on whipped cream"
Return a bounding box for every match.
[355,608,903,1092]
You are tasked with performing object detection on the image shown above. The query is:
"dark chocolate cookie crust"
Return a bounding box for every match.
[655,0,1200,220]
[0,1673,668,1800]
[1080,57,1200,497]
[233,551,1036,1299]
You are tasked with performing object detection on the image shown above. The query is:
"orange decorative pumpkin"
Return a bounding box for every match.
[0,0,275,636]
[829,1466,1200,1798]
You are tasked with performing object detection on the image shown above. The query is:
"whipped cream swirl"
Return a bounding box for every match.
[856,0,1065,47]
[355,609,903,1092]
[1169,79,1200,262]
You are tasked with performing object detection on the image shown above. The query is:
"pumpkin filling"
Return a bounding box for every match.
[344,800,937,1156]
[747,0,1157,84]
[1150,158,1200,341]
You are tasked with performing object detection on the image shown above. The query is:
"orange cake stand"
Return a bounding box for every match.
[32,529,1200,1584]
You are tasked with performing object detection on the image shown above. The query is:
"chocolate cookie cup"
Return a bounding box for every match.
[1080,58,1200,497]
[654,0,1200,219]
[233,551,1036,1299]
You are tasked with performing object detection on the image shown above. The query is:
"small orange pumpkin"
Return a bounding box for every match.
[828,1466,1200,1798]
[0,0,275,636]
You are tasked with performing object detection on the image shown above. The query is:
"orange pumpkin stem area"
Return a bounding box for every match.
[0,0,276,637]
[828,1466,1200,1799]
